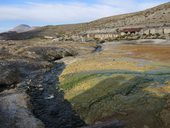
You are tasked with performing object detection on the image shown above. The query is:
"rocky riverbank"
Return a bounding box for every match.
[0,40,93,128]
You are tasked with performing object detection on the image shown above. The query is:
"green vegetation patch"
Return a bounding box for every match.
[60,71,170,126]
[60,73,99,91]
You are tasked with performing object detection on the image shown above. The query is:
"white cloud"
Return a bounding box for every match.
[0,3,116,23]
[0,0,166,24]
[100,0,164,12]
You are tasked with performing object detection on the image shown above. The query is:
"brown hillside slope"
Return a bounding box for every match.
[40,2,170,33]
[88,2,170,29]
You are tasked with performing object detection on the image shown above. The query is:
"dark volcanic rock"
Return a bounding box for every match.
[0,41,89,128]
[0,61,86,128]
[0,90,44,128]
[27,63,86,128]
[0,65,20,92]
[0,30,41,40]
[0,59,49,92]
[28,47,77,61]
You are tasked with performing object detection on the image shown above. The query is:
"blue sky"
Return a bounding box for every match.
[0,0,169,32]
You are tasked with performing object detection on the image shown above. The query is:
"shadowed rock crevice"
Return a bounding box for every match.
[0,83,16,92]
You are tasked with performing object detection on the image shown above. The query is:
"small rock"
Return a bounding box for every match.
[44,95,54,100]
[144,125,150,128]
[27,80,32,85]
[39,88,44,91]
[37,84,43,88]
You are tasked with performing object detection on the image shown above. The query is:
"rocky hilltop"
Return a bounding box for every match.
[88,2,170,28]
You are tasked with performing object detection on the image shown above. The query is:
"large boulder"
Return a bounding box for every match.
[0,64,20,91]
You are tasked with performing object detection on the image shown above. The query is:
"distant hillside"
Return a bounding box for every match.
[0,2,170,40]
[10,24,32,33]
[88,2,170,29]
[39,2,170,34]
